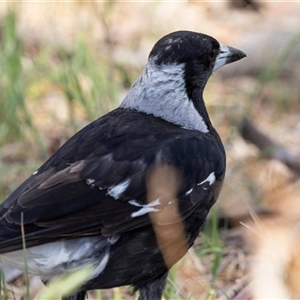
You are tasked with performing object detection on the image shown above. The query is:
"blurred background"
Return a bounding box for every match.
[0,1,300,299]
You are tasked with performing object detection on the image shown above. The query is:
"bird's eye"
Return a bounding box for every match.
[209,49,219,62]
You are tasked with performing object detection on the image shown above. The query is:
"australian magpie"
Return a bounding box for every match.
[0,31,245,300]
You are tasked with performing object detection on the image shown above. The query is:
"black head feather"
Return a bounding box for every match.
[149,31,220,67]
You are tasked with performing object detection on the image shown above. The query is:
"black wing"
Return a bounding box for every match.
[0,108,225,253]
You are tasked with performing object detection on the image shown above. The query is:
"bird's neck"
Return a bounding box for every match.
[120,61,211,133]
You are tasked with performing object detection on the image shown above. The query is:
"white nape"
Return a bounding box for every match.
[121,59,209,133]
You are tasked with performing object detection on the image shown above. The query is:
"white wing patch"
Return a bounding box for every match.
[131,206,158,218]
[185,187,193,196]
[86,178,96,187]
[107,179,131,199]
[198,172,216,186]
[130,198,161,218]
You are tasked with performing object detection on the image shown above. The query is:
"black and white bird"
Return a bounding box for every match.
[0,31,245,300]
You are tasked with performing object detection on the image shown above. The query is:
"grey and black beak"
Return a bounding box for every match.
[213,43,246,71]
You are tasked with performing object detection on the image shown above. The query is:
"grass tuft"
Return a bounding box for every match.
[36,267,93,300]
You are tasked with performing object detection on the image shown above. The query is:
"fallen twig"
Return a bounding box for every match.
[240,118,300,173]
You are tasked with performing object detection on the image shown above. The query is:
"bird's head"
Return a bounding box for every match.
[121,31,246,132]
[150,31,246,69]
[149,31,246,89]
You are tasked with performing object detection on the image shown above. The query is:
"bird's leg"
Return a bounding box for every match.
[62,291,86,300]
[138,272,168,300]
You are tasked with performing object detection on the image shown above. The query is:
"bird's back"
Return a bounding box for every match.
[0,107,225,288]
